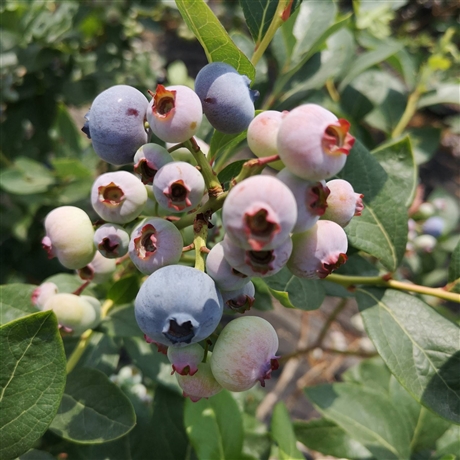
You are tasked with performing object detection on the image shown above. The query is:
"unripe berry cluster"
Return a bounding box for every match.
[39,61,364,402]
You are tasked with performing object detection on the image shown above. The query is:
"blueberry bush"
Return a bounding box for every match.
[1,1,459,459]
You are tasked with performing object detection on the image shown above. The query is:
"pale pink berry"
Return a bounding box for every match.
[91,171,147,224]
[277,104,355,181]
[128,217,183,275]
[133,143,173,185]
[32,282,59,309]
[221,281,255,314]
[205,242,251,292]
[210,316,279,392]
[277,168,330,233]
[287,220,348,279]
[222,175,297,251]
[94,223,130,259]
[322,179,364,227]
[42,206,95,270]
[247,110,287,170]
[152,161,205,213]
[176,359,222,402]
[221,234,292,278]
[77,251,116,284]
[147,84,202,143]
[167,343,205,376]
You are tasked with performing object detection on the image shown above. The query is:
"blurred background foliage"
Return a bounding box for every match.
[0,0,459,293]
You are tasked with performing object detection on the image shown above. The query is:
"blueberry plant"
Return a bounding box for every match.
[1,1,459,460]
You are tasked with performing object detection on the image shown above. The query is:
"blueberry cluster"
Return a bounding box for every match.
[38,61,364,401]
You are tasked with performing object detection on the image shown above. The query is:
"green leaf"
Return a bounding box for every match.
[305,383,412,459]
[50,367,136,443]
[371,136,417,208]
[0,157,55,195]
[264,266,325,310]
[251,278,274,311]
[418,84,460,108]
[43,274,95,296]
[408,127,442,165]
[357,288,460,424]
[217,159,247,186]
[0,283,37,325]
[389,375,451,453]
[448,240,460,293]
[150,386,188,460]
[271,402,304,460]
[19,449,55,460]
[99,304,143,338]
[0,311,66,460]
[339,139,408,272]
[184,390,244,460]
[436,425,460,457]
[50,158,92,180]
[211,129,248,166]
[339,42,404,91]
[175,0,255,80]
[107,275,140,305]
[240,0,278,45]
[294,418,373,460]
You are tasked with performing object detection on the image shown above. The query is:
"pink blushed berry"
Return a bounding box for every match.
[277,104,355,181]
[222,175,297,251]
[133,143,173,185]
[167,343,205,376]
[210,316,279,392]
[287,220,348,279]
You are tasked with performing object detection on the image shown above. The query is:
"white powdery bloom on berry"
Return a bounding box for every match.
[31,282,59,309]
[277,168,330,233]
[287,220,348,279]
[277,104,355,181]
[91,171,147,224]
[133,143,173,185]
[147,84,202,144]
[222,175,297,251]
[128,217,183,275]
[42,206,96,270]
[94,223,130,259]
[222,234,292,278]
[247,110,287,170]
[152,161,205,213]
[322,179,364,227]
[205,242,251,292]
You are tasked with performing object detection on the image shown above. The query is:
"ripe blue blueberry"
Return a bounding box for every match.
[83,85,149,165]
[135,265,223,347]
[194,62,258,134]
[422,216,445,238]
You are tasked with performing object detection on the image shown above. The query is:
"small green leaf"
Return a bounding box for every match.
[339,139,408,272]
[264,266,325,310]
[184,390,243,460]
[339,42,404,91]
[211,130,248,166]
[107,275,139,305]
[0,311,66,460]
[151,386,189,460]
[418,83,460,108]
[240,0,278,45]
[448,240,460,293]
[50,367,136,443]
[217,159,247,186]
[294,418,373,460]
[271,402,304,460]
[408,127,442,165]
[0,283,37,325]
[357,288,460,424]
[50,158,92,180]
[436,425,460,458]
[19,449,55,460]
[251,278,274,311]
[371,136,417,208]
[175,0,255,80]
[99,304,143,338]
[305,383,411,459]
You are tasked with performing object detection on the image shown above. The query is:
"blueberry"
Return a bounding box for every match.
[277,104,355,181]
[77,251,116,284]
[167,343,204,376]
[84,85,149,165]
[128,217,183,275]
[221,281,255,314]
[288,220,348,279]
[134,265,223,347]
[91,171,148,224]
[94,223,130,258]
[422,216,445,238]
[194,62,258,134]
[152,161,205,213]
[133,143,173,185]
[31,282,59,309]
